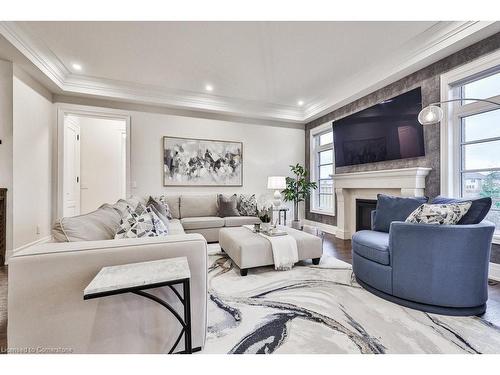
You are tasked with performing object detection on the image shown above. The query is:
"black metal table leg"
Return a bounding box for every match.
[183,280,192,354]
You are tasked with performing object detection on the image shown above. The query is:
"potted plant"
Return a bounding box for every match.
[282,163,317,229]
[257,205,272,231]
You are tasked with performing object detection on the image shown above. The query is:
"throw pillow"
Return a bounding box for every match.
[149,208,169,236]
[431,196,492,225]
[238,194,258,216]
[147,196,171,223]
[114,206,139,239]
[373,194,428,232]
[218,194,240,217]
[155,195,174,220]
[116,206,158,239]
[134,202,147,216]
[405,202,472,225]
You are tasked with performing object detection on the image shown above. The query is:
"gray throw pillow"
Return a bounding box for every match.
[218,194,240,217]
[373,194,428,232]
[406,202,472,225]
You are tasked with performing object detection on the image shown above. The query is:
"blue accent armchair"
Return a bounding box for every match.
[352,210,495,316]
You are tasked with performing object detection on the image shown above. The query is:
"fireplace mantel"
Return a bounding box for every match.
[332,167,432,239]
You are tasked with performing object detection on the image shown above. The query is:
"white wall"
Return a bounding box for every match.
[129,110,305,209]
[79,116,127,214]
[0,60,13,262]
[12,70,53,251]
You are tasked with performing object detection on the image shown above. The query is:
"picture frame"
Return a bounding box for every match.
[163,136,243,186]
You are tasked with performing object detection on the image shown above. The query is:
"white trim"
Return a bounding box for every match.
[309,122,335,216]
[303,219,338,236]
[2,21,499,123]
[440,48,500,197]
[310,209,336,217]
[56,105,132,219]
[490,262,500,282]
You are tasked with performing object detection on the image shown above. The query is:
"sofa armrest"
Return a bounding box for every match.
[389,220,495,307]
[8,233,208,353]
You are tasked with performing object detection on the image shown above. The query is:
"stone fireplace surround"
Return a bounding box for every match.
[332,167,432,239]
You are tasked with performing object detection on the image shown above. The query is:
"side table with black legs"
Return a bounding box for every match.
[84,257,192,354]
[272,207,289,226]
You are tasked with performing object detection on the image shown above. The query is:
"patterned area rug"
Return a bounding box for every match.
[202,244,500,354]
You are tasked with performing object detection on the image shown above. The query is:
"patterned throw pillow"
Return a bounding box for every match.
[147,196,170,224]
[238,194,257,216]
[149,208,169,236]
[405,202,472,225]
[114,206,168,239]
[157,195,174,220]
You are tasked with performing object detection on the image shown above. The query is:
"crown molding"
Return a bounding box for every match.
[1,21,498,123]
[62,74,304,122]
[303,21,500,122]
[0,21,69,89]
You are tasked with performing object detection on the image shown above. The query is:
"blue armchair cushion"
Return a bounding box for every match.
[431,196,492,225]
[352,230,390,265]
[373,194,428,232]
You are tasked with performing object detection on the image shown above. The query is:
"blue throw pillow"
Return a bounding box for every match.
[373,194,428,232]
[431,196,492,224]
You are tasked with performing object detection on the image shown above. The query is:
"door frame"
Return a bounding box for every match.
[56,105,131,219]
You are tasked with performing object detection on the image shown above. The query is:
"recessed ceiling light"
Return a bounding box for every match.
[205,84,214,92]
[72,63,83,71]
[297,100,304,106]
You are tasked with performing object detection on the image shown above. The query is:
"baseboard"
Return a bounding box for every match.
[302,220,338,236]
[490,262,500,282]
[6,235,53,264]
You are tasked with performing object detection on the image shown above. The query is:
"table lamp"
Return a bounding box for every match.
[267,176,286,208]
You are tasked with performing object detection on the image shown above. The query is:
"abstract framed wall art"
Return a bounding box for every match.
[163,136,243,186]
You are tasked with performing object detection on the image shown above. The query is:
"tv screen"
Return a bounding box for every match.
[333,88,425,168]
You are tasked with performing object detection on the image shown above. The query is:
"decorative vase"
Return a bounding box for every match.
[291,220,301,230]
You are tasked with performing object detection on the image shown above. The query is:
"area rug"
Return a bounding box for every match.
[202,244,500,354]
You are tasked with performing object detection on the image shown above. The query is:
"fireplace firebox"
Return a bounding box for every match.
[356,199,377,232]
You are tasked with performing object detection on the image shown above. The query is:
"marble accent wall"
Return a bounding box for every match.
[305,32,500,227]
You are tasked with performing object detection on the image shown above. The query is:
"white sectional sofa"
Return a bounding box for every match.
[171,194,261,242]
[7,193,260,353]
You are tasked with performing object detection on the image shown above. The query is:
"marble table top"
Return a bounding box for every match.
[84,257,190,298]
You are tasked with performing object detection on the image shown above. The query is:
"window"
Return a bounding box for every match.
[310,124,334,215]
[442,56,500,240]
[458,75,500,236]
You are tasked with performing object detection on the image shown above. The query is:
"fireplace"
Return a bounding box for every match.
[356,199,377,231]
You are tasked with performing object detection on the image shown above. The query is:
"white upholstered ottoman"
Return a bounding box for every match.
[219,226,323,276]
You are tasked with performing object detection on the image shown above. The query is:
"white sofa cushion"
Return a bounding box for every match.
[167,219,185,235]
[224,216,261,227]
[180,195,218,218]
[181,216,224,230]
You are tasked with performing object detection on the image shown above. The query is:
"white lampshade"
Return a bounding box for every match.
[267,176,286,190]
[418,105,443,125]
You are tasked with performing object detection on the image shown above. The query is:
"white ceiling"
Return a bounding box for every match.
[1,21,499,123]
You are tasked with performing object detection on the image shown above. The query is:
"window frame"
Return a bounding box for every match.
[310,122,335,216]
[440,49,500,244]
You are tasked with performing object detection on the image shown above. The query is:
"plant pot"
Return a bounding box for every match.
[291,220,302,230]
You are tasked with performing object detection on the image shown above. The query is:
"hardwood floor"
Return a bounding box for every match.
[0,235,499,352]
[0,265,6,353]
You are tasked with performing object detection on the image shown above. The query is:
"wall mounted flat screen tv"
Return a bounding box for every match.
[333,87,425,168]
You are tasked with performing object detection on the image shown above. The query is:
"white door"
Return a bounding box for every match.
[63,116,81,217]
